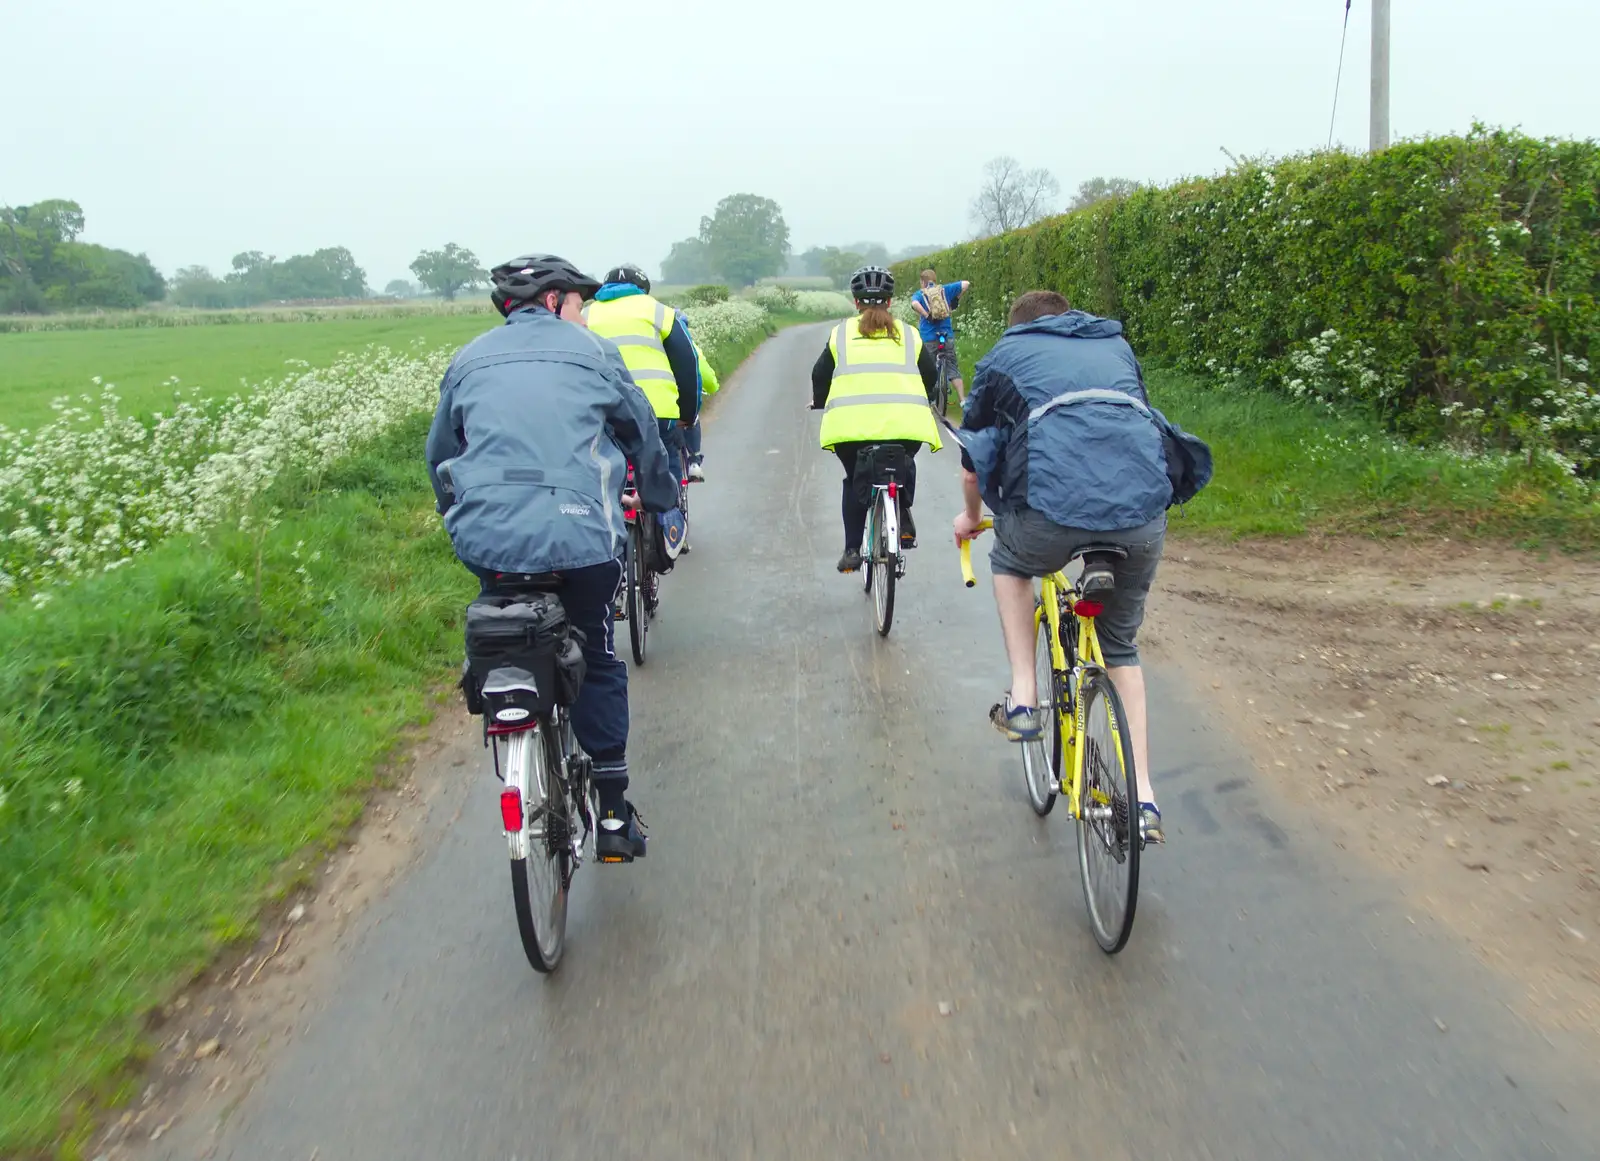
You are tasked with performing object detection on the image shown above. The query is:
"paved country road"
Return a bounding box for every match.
[143,325,1600,1160]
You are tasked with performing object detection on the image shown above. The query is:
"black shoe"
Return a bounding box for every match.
[899,507,917,548]
[837,548,863,573]
[597,801,647,863]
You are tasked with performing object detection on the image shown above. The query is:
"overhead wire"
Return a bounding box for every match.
[1328,0,1354,148]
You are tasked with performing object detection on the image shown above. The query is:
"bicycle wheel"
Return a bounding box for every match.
[1021,601,1060,816]
[626,523,648,665]
[1076,671,1140,953]
[934,363,951,418]
[872,492,895,637]
[506,725,571,972]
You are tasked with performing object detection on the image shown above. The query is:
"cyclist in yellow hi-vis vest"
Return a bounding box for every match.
[583,265,701,482]
[809,266,942,574]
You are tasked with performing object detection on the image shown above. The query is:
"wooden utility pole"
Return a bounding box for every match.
[1371,0,1391,150]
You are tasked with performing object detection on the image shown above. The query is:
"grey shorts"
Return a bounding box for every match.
[990,506,1166,667]
[932,344,960,381]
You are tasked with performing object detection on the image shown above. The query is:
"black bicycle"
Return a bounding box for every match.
[930,336,955,417]
[463,576,597,973]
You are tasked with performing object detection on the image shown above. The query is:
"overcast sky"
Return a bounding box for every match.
[6,0,1596,288]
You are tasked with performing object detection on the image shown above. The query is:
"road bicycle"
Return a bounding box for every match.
[463,576,599,972]
[858,444,911,637]
[614,445,692,665]
[960,519,1148,953]
[930,336,955,417]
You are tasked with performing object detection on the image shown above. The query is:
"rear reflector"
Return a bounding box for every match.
[1073,599,1105,618]
[499,787,523,833]
[887,481,899,500]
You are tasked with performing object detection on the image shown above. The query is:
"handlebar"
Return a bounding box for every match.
[958,518,994,588]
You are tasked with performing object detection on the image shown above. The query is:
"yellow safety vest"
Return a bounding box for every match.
[819,318,942,452]
[583,294,683,419]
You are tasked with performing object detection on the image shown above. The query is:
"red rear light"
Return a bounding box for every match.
[499,788,523,832]
[888,481,899,500]
[1073,599,1105,618]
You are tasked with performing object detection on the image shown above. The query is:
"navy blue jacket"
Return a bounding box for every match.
[959,311,1173,531]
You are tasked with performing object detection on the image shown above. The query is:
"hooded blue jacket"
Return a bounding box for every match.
[959,311,1173,531]
[425,306,680,573]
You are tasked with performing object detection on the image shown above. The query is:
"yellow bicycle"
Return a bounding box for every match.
[961,518,1143,953]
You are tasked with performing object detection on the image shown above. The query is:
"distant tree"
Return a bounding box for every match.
[1068,177,1143,211]
[698,194,790,286]
[169,265,234,309]
[383,278,416,298]
[798,246,829,277]
[843,241,890,266]
[661,237,712,285]
[0,200,161,313]
[818,248,868,290]
[410,243,483,301]
[969,156,1060,237]
[889,243,945,263]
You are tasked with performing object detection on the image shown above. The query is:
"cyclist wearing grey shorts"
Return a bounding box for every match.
[951,290,1179,843]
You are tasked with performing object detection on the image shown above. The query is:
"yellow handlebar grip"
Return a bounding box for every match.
[958,518,994,589]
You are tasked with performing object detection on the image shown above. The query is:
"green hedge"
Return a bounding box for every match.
[894,126,1599,476]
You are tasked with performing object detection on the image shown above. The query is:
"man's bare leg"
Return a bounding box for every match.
[1108,665,1155,803]
[994,573,1038,707]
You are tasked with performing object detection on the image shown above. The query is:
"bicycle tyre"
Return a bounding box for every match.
[1021,602,1060,815]
[506,725,571,972]
[626,523,648,665]
[1075,671,1140,954]
[872,492,895,636]
[933,363,951,418]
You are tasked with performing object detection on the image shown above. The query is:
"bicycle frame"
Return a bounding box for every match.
[959,522,1127,823]
[864,479,903,574]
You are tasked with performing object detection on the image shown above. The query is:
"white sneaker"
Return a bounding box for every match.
[687,462,705,482]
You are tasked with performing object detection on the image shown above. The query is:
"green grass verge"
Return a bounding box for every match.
[0,415,473,1155]
[943,333,1598,553]
[0,315,813,1156]
[0,313,498,428]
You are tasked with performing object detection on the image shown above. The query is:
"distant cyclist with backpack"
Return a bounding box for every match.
[911,267,971,403]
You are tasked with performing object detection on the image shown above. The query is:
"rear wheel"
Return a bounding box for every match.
[626,524,648,665]
[1021,603,1060,815]
[872,492,896,637]
[506,725,570,972]
[933,362,951,418]
[1076,671,1140,954]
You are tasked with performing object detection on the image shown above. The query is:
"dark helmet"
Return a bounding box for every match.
[849,265,894,304]
[489,254,603,317]
[604,264,651,293]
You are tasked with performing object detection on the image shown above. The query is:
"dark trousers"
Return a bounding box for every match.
[465,559,630,795]
[832,440,921,552]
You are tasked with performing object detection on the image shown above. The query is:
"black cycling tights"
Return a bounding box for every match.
[833,440,921,553]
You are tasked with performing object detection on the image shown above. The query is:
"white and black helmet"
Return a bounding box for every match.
[849,265,895,304]
[604,264,651,292]
[489,254,603,317]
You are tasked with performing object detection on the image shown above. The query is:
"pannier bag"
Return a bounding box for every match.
[851,443,910,504]
[463,592,585,718]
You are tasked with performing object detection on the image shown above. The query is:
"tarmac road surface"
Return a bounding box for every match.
[146,324,1600,1161]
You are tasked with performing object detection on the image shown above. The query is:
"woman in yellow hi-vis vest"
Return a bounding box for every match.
[809,266,942,574]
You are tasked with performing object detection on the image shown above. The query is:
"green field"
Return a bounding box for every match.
[0,313,498,428]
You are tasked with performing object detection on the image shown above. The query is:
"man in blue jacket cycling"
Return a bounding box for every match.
[426,254,680,862]
[952,290,1174,843]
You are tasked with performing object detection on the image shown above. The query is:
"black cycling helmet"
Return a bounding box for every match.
[849,265,895,304]
[489,254,603,317]
[604,264,651,293]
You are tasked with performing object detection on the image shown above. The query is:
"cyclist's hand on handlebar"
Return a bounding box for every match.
[952,510,986,544]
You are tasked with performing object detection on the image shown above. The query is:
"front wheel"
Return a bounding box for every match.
[505,726,571,972]
[1021,603,1060,816]
[1075,671,1140,954]
[626,523,648,665]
